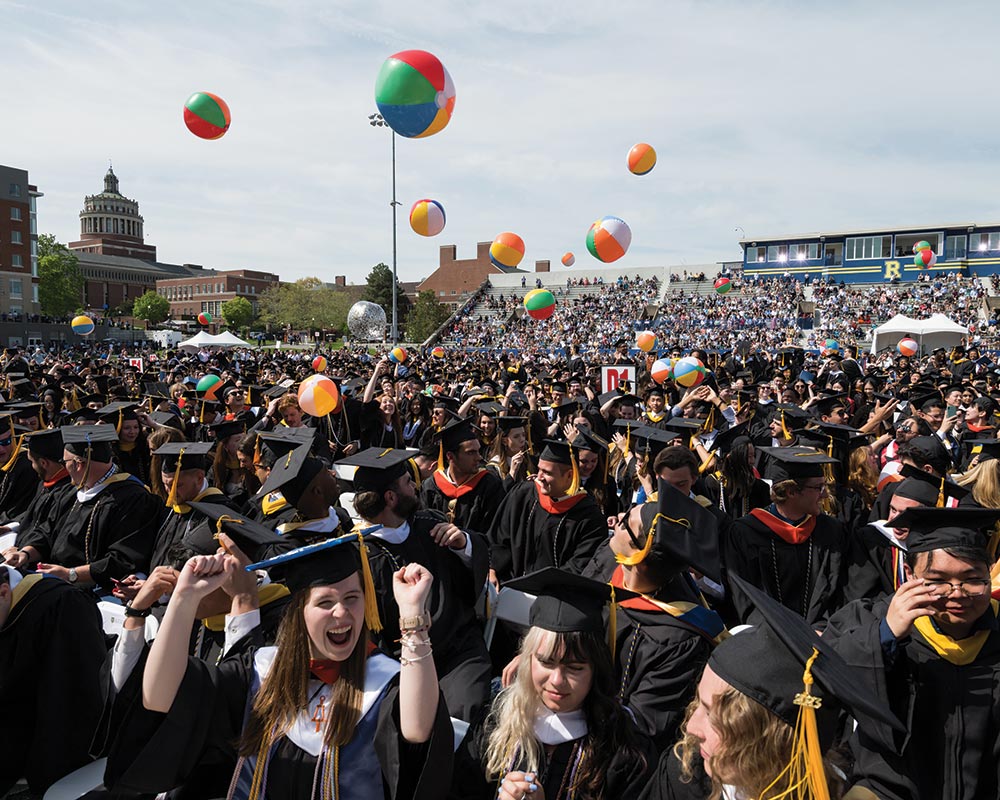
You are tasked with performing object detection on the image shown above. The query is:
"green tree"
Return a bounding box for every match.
[114,298,134,317]
[133,290,170,326]
[37,234,84,317]
[221,296,254,330]
[362,262,411,331]
[406,290,452,342]
[258,278,352,336]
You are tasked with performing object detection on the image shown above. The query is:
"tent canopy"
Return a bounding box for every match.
[870,314,968,355]
[177,331,251,350]
[210,331,251,347]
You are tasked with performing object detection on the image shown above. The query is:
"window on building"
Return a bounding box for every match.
[10,279,22,299]
[766,245,788,263]
[894,232,940,258]
[10,208,21,221]
[12,255,22,268]
[10,231,21,245]
[745,246,765,263]
[945,235,967,260]
[790,243,820,261]
[971,232,1000,253]
[846,235,892,260]
[8,183,21,197]
[32,284,38,303]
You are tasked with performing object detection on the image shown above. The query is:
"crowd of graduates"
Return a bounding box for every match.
[2,333,1000,800]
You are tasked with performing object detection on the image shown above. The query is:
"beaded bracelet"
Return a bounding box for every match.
[400,649,434,666]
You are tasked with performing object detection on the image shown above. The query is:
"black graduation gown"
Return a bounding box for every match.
[724,510,850,626]
[488,481,607,582]
[824,597,1000,800]
[366,510,492,722]
[242,492,301,528]
[0,576,106,795]
[103,646,454,800]
[0,452,39,520]
[419,468,505,535]
[844,523,904,601]
[115,439,151,484]
[637,750,714,800]
[150,492,241,569]
[43,474,164,589]
[11,473,75,552]
[451,702,656,800]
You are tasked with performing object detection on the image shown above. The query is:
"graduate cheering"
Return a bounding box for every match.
[105,535,454,800]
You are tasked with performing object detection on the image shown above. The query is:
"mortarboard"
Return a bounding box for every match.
[474,400,505,417]
[892,477,940,506]
[142,381,172,400]
[897,463,969,506]
[811,393,848,417]
[187,500,290,562]
[756,446,837,482]
[434,417,481,453]
[96,401,140,433]
[962,438,1000,463]
[154,442,214,473]
[210,419,246,442]
[709,421,752,454]
[631,426,677,458]
[337,447,420,494]
[496,416,528,432]
[149,410,183,430]
[887,506,1000,554]
[67,407,101,424]
[24,428,63,461]
[62,424,119,461]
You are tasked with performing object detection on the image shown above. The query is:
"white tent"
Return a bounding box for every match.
[210,331,251,348]
[177,331,217,351]
[870,314,968,355]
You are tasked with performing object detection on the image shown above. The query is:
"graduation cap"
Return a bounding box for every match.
[67,406,101,424]
[662,417,704,437]
[154,441,214,473]
[598,388,640,406]
[262,383,292,400]
[338,447,421,496]
[254,441,327,507]
[8,379,36,400]
[142,381,172,400]
[243,385,267,407]
[496,416,528,432]
[186,500,289,562]
[902,435,951,466]
[712,575,904,772]
[709,421,752,454]
[434,417,480,454]
[431,393,460,411]
[892,477,940,507]
[910,390,944,411]
[24,428,63,462]
[75,393,106,409]
[553,396,587,417]
[887,507,1000,554]
[474,400,505,417]
[757,446,837,482]
[503,566,637,644]
[767,404,811,437]
[62,424,119,461]
[210,419,246,442]
[96,401,140,433]
[962,439,1000,463]
[897,463,969,507]
[245,532,382,632]
[617,480,723,583]
[149,410,183,430]
[811,393,848,418]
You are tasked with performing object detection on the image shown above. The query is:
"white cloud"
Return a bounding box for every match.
[4,0,1000,286]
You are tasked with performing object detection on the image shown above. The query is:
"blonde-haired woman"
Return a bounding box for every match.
[104,537,453,799]
[487,416,534,491]
[451,569,654,800]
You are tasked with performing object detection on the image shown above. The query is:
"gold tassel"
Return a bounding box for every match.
[213,515,242,553]
[253,436,262,466]
[607,584,618,661]
[567,440,580,496]
[1,433,23,472]
[166,447,185,510]
[356,531,382,633]
[437,441,445,473]
[780,409,790,440]
[407,458,422,489]
[702,405,715,434]
[116,408,123,434]
[615,512,691,566]
[937,477,946,508]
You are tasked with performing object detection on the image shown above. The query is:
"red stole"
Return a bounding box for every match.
[536,481,588,514]
[310,641,377,684]
[432,468,488,499]
[749,508,816,545]
[44,467,69,488]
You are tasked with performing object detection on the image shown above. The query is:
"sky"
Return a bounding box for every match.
[4,0,1000,286]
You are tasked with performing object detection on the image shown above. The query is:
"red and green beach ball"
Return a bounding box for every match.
[714,276,732,294]
[524,289,556,320]
[198,311,213,325]
[375,50,456,139]
[196,373,223,400]
[183,92,231,140]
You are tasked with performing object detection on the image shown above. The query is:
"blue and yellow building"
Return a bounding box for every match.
[740,222,1000,283]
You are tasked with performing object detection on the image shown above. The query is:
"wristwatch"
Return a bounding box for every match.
[67,567,79,584]
[399,612,432,631]
[123,601,152,619]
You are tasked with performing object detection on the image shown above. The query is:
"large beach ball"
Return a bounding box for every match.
[374,50,455,139]
[198,312,212,325]
[196,374,222,400]
[524,289,555,320]
[636,331,657,352]
[312,355,328,372]
[651,358,674,385]
[586,216,631,263]
[298,374,340,417]
[71,315,95,336]
[628,143,657,175]
[561,252,575,267]
[348,301,387,339]
[912,240,932,255]
[409,199,446,237]
[183,92,231,140]
[673,357,707,388]
[823,339,840,356]
[389,346,408,364]
[490,232,525,269]
[898,338,919,357]
[713,277,732,295]
[914,249,937,269]
[431,346,446,359]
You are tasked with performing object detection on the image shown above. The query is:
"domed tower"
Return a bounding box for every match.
[68,165,157,260]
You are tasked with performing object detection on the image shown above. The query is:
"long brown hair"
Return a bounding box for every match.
[147,426,186,501]
[240,586,369,755]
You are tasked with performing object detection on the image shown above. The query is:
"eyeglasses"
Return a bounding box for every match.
[923,579,991,598]
[60,458,83,466]
[800,483,829,494]
[614,514,642,549]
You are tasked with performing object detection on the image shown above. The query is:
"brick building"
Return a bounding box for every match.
[0,164,42,316]
[156,268,279,321]
[418,242,553,311]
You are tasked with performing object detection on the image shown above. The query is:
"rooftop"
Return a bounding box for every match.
[740,221,1000,245]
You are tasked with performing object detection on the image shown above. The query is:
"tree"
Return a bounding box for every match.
[221,296,254,330]
[258,278,352,336]
[406,290,452,342]
[37,234,84,317]
[362,262,411,332]
[133,290,170,326]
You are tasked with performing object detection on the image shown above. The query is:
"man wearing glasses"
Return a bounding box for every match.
[826,507,1000,800]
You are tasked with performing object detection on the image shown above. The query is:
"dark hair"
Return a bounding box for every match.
[898,441,950,476]
[720,441,756,499]
[353,488,387,520]
[905,546,991,572]
[167,543,200,571]
[0,565,9,587]
[972,396,996,416]
[654,445,700,476]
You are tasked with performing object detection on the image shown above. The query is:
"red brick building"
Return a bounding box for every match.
[0,164,42,316]
[418,242,552,311]
[156,268,279,320]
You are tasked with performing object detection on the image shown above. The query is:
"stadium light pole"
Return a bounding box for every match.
[369,112,399,344]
